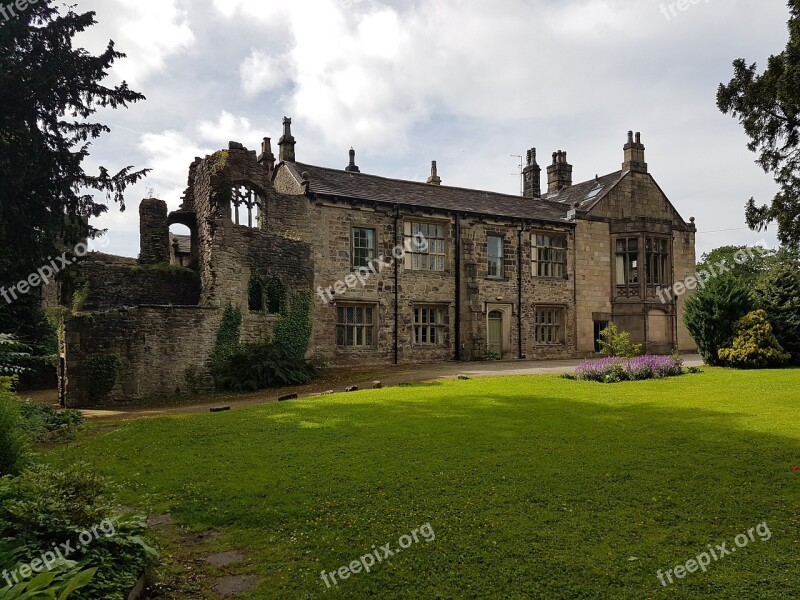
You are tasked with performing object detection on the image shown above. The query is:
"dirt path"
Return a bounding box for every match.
[71,355,704,421]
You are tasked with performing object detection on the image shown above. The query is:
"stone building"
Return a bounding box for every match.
[55,119,697,407]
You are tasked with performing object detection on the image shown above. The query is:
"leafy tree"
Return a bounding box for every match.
[597,323,642,358]
[684,276,754,366]
[756,264,800,363]
[0,2,148,339]
[719,310,791,369]
[717,1,800,248]
[696,245,775,289]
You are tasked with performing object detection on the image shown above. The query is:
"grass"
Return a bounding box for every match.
[48,368,800,598]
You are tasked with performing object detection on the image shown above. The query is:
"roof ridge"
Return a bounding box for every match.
[294,161,568,209]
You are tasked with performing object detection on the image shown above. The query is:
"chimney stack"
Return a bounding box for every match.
[522,148,542,198]
[427,161,442,185]
[345,147,360,173]
[278,117,296,163]
[547,150,573,194]
[623,130,647,173]
[258,137,276,173]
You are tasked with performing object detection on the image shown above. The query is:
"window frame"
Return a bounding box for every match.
[413,305,447,347]
[645,237,670,286]
[352,227,377,269]
[335,304,377,349]
[615,237,640,288]
[532,233,568,279]
[534,306,565,346]
[406,221,446,272]
[487,234,505,279]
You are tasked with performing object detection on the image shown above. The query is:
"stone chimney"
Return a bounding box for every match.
[547,150,572,194]
[278,117,296,163]
[623,131,647,173]
[522,148,542,198]
[427,161,442,185]
[345,147,360,173]
[258,137,276,172]
[138,198,169,265]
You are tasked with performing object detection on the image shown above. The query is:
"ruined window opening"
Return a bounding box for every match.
[249,275,265,312]
[266,278,286,315]
[232,183,264,228]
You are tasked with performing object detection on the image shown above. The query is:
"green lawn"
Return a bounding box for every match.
[50,369,800,599]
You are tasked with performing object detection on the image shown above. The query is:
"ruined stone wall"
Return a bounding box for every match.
[67,260,200,310]
[62,307,220,406]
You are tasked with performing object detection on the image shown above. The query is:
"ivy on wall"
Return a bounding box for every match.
[85,355,120,400]
[210,292,316,391]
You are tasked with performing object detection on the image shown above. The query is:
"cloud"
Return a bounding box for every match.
[241,50,292,96]
[76,0,195,85]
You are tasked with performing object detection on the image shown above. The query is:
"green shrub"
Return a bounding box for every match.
[683,276,754,365]
[211,295,317,391]
[756,264,800,364]
[718,310,791,369]
[18,402,84,443]
[0,379,28,477]
[0,463,157,600]
[0,541,97,599]
[597,324,642,358]
[215,343,318,391]
[0,334,31,377]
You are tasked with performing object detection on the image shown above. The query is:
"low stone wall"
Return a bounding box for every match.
[62,305,279,407]
[69,261,200,310]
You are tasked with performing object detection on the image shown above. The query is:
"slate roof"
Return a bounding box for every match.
[170,234,191,254]
[544,170,625,211]
[284,162,582,224]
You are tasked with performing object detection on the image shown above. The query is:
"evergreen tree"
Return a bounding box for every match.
[756,264,800,363]
[0,1,148,341]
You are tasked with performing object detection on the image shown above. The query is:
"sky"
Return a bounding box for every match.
[72,0,791,259]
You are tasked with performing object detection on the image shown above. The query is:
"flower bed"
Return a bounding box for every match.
[575,355,684,383]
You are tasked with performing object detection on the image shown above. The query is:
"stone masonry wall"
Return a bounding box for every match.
[63,307,220,406]
[68,260,200,310]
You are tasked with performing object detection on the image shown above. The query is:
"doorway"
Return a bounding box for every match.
[487,310,504,356]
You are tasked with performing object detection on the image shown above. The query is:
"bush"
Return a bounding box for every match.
[597,324,642,358]
[0,334,31,377]
[18,402,84,443]
[575,355,684,383]
[215,343,319,391]
[718,310,791,369]
[0,463,157,600]
[683,276,754,365]
[756,265,800,364]
[211,296,318,392]
[0,378,28,477]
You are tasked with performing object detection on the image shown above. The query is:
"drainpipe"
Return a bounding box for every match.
[518,221,524,359]
[455,213,462,361]
[394,207,400,365]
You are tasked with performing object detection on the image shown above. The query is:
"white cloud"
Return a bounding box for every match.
[76,0,195,85]
[137,130,212,207]
[241,50,292,96]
